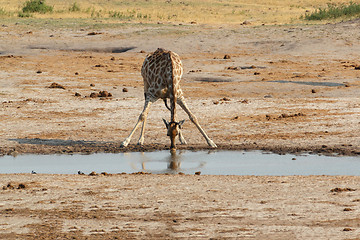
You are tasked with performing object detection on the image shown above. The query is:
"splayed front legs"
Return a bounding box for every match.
[120,100,152,147]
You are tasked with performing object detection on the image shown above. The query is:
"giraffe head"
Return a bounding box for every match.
[163,119,185,151]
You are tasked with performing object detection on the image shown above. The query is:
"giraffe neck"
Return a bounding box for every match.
[170,52,177,123]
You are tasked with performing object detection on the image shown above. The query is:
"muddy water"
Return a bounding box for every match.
[0,151,359,175]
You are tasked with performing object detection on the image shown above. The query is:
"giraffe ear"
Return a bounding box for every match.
[178,120,185,129]
[163,119,169,129]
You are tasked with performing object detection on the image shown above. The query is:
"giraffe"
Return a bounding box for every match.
[120,48,217,151]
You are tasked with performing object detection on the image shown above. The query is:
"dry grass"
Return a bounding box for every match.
[0,0,359,24]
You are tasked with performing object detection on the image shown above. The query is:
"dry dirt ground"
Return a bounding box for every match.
[0,19,360,239]
[1,174,360,239]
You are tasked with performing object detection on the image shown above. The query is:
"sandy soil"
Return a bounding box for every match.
[0,20,360,239]
[0,21,359,155]
[1,174,360,239]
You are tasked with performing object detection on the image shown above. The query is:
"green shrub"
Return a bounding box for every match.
[22,0,53,14]
[69,2,81,12]
[304,2,360,20]
[18,11,33,18]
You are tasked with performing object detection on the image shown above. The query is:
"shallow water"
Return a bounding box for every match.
[1,151,359,176]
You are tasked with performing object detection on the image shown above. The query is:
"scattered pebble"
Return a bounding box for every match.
[89,171,98,176]
[311,89,316,93]
[74,92,81,97]
[89,91,112,98]
[88,32,102,36]
[122,88,128,92]
[223,54,231,59]
[195,171,201,175]
[330,187,356,193]
[49,82,65,90]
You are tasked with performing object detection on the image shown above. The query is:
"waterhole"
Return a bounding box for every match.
[0,151,359,175]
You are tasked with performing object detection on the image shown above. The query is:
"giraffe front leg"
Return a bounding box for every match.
[121,100,152,147]
[177,97,217,148]
[178,129,187,145]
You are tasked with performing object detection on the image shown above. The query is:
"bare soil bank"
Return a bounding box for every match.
[1,174,360,239]
[1,21,360,156]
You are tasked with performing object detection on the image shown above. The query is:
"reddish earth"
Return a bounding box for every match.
[0,20,360,239]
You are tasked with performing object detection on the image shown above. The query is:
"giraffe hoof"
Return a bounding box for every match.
[208,140,217,148]
[120,139,130,147]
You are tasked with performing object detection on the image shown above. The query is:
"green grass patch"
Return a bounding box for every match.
[304,2,360,20]
[22,0,53,14]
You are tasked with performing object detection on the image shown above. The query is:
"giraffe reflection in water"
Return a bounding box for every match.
[131,151,206,174]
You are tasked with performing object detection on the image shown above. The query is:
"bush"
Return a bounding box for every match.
[304,2,360,20]
[22,0,53,14]
[18,11,33,18]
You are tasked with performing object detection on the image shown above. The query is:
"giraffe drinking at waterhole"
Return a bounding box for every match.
[121,48,217,151]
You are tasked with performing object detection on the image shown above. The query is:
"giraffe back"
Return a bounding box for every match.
[141,48,183,100]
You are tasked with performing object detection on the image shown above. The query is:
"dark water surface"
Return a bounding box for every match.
[0,151,359,176]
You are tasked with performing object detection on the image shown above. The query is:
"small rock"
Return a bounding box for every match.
[98,91,112,97]
[343,228,352,231]
[195,171,201,175]
[78,171,85,175]
[89,171,98,176]
[311,89,317,93]
[242,20,251,25]
[90,92,99,98]
[75,72,79,75]
[223,54,231,59]
[17,184,26,189]
[354,65,360,70]
[49,82,65,90]
[330,187,356,192]
[122,88,128,92]
[75,92,81,97]
[36,70,42,74]
[343,208,353,211]
[139,50,146,53]
[88,32,102,35]
[110,57,115,61]
[90,83,95,87]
